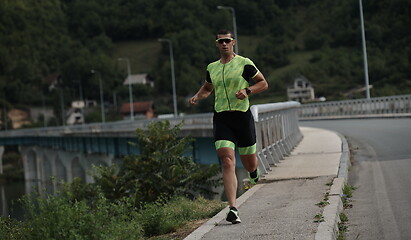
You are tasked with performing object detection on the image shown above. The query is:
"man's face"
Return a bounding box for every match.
[215,34,236,55]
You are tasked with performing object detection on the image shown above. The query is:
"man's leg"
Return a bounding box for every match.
[240,152,260,184]
[217,147,237,208]
[239,153,258,173]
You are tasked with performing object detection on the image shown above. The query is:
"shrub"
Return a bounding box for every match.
[18,191,144,240]
[93,120,221,205]
[0,217,30,240]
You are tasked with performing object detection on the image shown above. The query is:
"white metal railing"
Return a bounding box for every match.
[0,113,214,137]
[251,101,303,175]
[1,102,304,174]
[299,94,411,120]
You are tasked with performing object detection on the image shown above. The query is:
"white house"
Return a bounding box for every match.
[123,74,154,88]
[287,75,315,103]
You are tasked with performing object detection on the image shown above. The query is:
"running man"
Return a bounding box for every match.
[189,29,268,224]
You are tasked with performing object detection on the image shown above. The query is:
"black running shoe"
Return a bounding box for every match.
[226,207,241,224]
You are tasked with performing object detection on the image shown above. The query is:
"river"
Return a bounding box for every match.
[0,180,26,219]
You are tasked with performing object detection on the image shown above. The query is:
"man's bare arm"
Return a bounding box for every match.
[189,82,214,105]
[235,72,269,100]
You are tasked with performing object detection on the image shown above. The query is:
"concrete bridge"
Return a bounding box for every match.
[0,94,410,194]
[0,102,302,195]
[0,113,217,194]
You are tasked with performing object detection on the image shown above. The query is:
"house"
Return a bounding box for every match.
[7,109,30,129]
[66,108,84,125]
[45,73,63,91]
[120,101,155,119]
[287,75,315,103]
[66,101,85,125]
[123,74,154,88]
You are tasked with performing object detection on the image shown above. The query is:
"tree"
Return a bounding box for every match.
[91,120,221,205]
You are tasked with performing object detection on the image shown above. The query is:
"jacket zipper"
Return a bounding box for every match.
[222,64,231,110]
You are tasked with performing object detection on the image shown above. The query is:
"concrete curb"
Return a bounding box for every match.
[315,132,350,240]
[183,184,265,240]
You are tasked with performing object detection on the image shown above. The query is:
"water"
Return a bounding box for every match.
[0,181,26,219]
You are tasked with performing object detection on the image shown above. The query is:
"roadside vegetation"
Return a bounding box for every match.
[0,121,225,240]
[337,183,357,240]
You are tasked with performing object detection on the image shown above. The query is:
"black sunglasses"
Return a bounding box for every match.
[216,38,234,44]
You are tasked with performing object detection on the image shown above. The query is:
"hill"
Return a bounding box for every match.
[1,0,410,126]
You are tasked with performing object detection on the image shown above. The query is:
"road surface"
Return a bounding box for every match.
[301,118,411,240]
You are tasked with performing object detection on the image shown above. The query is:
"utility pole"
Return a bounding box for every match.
[158,38,178,117]
[91,69,105,123]
[359,0,371,99]
[217,5,239,54]
[118,58,134,120]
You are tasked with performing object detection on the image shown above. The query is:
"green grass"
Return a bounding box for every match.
[337,213,349,240]
[0,195,225,240]
[237,35,264,59]
[267,50,317,81]
[114,39,162,74]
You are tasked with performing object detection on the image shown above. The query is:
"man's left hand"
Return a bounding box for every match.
[235,89,247,100]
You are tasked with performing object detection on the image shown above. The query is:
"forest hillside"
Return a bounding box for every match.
[1,0,410,126]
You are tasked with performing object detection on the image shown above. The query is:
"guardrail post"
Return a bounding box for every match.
[251,101,302,177]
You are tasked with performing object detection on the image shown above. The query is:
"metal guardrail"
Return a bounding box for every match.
[0,113,214,138]
[299,94,411,120]
[1,102,304,171]
[251,101,303,175]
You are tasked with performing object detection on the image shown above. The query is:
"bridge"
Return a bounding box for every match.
[0,94,410,194]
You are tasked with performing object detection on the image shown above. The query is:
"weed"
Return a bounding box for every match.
[316,201,330,207]
[341,184,356,209]
[314,214,324,223]
[339,212,348,222]
[337,213,349,240]
[342,184,357,198]
[326,179,334,186]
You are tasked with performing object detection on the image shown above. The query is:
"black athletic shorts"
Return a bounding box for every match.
[213,109,257,155]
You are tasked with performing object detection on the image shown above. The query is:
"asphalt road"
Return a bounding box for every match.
[301,118,411,240]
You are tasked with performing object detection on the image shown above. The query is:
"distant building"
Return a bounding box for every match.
[123,74,154,88]
[66,101,85,125]
[66,108,84,125]
[120,101,155,120]
[30,107,54,124]
[7,109,30,129]
[287,75,315,103]
[45,73,63,91]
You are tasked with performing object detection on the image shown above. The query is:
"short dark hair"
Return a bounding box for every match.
[216,29,234,39]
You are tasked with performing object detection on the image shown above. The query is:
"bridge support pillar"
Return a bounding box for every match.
[19,145,117,188]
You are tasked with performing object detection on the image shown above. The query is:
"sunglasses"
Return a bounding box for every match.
[216,38,234,44]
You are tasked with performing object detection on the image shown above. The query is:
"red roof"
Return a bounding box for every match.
[44,73,61,85]
[120,101,154,114]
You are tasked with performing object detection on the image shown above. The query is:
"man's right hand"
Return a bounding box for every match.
[189,96,198,105]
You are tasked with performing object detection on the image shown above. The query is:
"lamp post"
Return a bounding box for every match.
[359,0,370,99]
[91,69,105,123]
[59,87,65,126]
[118,58,134,120]
[217,5,238,54]
[158,38,178,117]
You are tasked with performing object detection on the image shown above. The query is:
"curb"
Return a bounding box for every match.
[183,183,265,240]
[315,132,350,240]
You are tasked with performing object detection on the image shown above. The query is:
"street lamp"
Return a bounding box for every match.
[158,38,178,117]
[217,5,239,54]
[91,69,105,123]
[118,57,134,120]
[359,0,370,99]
